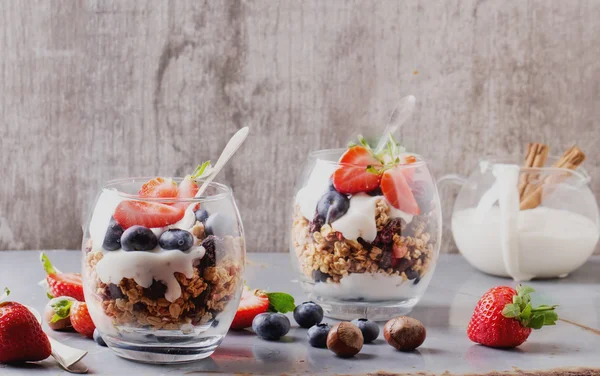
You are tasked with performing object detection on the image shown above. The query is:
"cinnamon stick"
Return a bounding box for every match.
[520,145,586,210]
[518,143,549,200]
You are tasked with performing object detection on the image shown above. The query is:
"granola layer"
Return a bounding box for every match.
[292,198,436,284]
[85,226,243,330]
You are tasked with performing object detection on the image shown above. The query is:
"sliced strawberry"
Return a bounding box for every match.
[332,145,383,194]
[381,166,420,215]
[332,166,382,194]
[138,177,178,198]
[177,176,199,198]
[338,145,382,167]
[40,253,85,301]
[230,287,270,330]
[113,201,185,229]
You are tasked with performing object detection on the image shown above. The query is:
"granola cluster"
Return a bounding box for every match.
[292,199,436,285]
[85,225,243,331]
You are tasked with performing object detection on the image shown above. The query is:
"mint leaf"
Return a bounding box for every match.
[46,292,54,300]
[50,299,73,323]
[266,292,295,313]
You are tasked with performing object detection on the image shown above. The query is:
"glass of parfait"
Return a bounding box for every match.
[290,137,442,320]
[82,172,245,363]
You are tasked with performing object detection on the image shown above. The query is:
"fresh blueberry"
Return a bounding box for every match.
[159,229,194,251]
[194,209,210,224]
[252,313,290,341]
[328,178,336,191]
[316,191,350,224]
[312,270,331,283]
[351,318,379,343]
[102,217,124,251]
[405,269,419,280]
[293,301,324,328]
[367,186,383,196]
[93,329,107,347]
[121,226,158,252]
[204,213,234,237]
[307,323,331,348]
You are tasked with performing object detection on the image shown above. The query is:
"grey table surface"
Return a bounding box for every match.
[0,251,599,376]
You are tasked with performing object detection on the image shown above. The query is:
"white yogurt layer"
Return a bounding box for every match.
[295,159,413,242]
[95,247,206,302]
[89,189,125,252]
[312,272,409,301]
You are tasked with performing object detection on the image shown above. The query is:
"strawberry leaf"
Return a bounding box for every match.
[40,252,57,275]
[266,292,295,313]
[50,298,73,323]
[46,292,54,300]
[191,161,212,180]
[502,284,558,330]
[0,287,9,302]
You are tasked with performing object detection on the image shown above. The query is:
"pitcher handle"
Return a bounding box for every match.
[436,174,467,252]
[437,174,467,187]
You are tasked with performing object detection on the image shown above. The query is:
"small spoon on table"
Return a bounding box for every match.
[374,95,416,154]
[195,126,250,197]
[26,306,88,374]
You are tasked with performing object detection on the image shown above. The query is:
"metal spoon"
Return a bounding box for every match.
[374,95,416,154]
[26,306,88,374]
[195,126,250,197]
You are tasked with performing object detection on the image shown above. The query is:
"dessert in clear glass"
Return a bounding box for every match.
[290,137,441,320]
[82,169,245,364]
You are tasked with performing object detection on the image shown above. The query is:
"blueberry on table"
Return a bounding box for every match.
[252,313,290,341]
[293,301,324,328]
[93,329,107,347]
[194,209,210,224]
[307,323,331,348]
[351,318,380,344]
[204,213,234,237]
[121,226,158,252]
[159,229,194,251]
[316,191,350,224]
[103,217,124,251]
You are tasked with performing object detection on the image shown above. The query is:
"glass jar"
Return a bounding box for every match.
[82,178,245,363]
[290,149,442,321]
[440,157,599,280]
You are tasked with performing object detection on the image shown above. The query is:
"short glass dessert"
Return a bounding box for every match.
[290,138,441,320]
[82,175,244,363]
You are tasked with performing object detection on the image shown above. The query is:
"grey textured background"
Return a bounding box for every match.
[0,0,599,253]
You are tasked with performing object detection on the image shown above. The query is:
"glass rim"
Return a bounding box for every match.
[102,177,233,203]
[480,156,591,183]
[307,148,428,169]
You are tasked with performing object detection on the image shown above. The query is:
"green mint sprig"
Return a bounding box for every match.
[266,292,295,313]
[502,285,558,329]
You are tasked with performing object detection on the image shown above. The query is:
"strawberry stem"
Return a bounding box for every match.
[0,287,9,302]
[40,252,57,275]
[191,161,212,180]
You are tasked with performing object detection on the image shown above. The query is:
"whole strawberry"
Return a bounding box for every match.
[0,288,52,363]
[40,252,85,301]
[467,285,558,348]
[70,301,96,338]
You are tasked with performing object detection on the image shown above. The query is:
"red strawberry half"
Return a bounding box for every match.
[40,252,85,301]
[70,301,96,339]
[138,177,178,198]
[467,285,558,348]
[231,288,270,330]
[0,288,52,363]
[380,166,420,214]
[113,201,185,229]
[332,145,383,194]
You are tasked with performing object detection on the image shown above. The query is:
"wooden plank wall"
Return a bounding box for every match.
[1,0,599,253]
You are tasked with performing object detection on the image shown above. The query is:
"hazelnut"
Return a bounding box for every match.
[383,316,426,351]
[326,322,364,358]
[44,297,75,331]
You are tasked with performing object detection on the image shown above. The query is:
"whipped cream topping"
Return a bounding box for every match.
[95,247,206,302]
[295,159,413,242]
